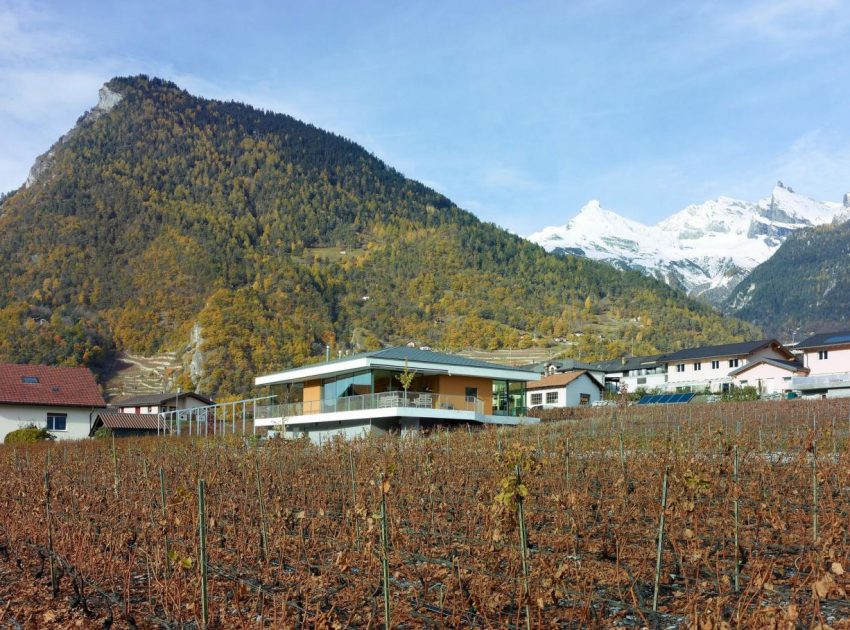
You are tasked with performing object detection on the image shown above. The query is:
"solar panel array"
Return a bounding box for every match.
[636,392,696,405]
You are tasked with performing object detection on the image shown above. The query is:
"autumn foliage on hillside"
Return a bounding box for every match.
[0,76,757,393]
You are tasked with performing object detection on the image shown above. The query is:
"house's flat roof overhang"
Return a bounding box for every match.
[255,407,538,427]
[256,356,539,386]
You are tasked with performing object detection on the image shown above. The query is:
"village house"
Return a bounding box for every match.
[589,354,666,393]
[661,339,795,393]
[526,370,603,409]
[254,346,539,443]
[0,363,106,441]
[113,391,214,414]
[729,358,808,395]
[790,331,850,398]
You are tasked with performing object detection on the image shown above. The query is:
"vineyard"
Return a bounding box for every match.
[3,399,850,628]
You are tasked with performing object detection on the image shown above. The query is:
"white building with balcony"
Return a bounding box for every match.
[660,339,794,393]
[254,346,540,443]
[791,331,850,397]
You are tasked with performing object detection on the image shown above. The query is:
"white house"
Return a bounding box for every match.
[730,358,808,395]
[591,354,667,393]
[114,391,214,414]
[254,346,540,444]
[791,331,850,397]
[0,363,106,441]
[660,339,795,393]
[526,370,603,409]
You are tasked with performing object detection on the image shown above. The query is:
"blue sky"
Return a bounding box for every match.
[1,0,849,232]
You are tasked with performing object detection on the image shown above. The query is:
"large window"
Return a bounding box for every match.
[322,371,372,411]
[545,391,558,405]
[530,392,542,406]
[493,380,526,416]
[46,413,67,432]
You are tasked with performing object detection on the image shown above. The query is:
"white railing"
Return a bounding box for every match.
[792,373,850,390]
[256,391,483,419]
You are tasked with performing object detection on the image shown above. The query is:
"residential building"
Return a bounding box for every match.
[254,346,540,443]
[661,339,794,393]
[526,370,603,409]
[589,354,666,393]
[114,391,214,414]
[791,331,850,397]
[0,363,106,441]
[730,358,808,395]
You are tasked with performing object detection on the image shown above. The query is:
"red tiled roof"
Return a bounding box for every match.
[0,363,106,408]
[96,413,162,430]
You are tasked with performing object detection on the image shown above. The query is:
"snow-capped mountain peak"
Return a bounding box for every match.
[526,184,848,304]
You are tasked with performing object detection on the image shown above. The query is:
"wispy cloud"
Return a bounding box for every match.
[771,130,850,197]
[482,166,539,191]
[720,0,847,39]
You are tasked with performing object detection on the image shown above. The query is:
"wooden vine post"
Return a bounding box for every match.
[348,447,360,550]
[44,450,58,597]
[733,445,740,593]
[254,458,269,561]
[812,442,819,544]
[652,465,669,613]
[159,468,170,579]
[379,474,392,629]
[197,479,209,628]
[515,464,532,630]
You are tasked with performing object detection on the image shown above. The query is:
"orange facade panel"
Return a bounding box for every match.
[435,375,493,415]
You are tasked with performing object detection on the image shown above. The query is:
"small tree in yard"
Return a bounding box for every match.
[395,360,417,400]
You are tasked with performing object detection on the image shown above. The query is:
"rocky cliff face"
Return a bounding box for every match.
[25,86,124,189]
[526,183,849,305]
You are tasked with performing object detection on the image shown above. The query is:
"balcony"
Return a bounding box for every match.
[791,373,850,391]
[256,391,484,421]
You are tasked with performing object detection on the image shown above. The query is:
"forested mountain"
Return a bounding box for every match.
[725,220,850,337]
[0,75,758,395]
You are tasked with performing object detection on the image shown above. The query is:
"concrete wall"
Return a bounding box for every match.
[281,418,396,445]
[0,405,100,442]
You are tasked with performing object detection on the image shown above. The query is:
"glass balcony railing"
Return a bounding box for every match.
[255,391,484,419]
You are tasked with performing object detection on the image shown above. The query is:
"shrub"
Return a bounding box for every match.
[93,426,113,439]
[4,424,56,444]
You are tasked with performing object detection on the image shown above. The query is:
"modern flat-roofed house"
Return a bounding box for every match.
[662,339,794,393]
[0,363,106,441]
[114,391,214,414]
[526,370,603,409]
[791,331,850,397]
[254,346,539,443]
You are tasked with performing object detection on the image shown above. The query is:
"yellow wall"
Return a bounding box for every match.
[435,375,493,414]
